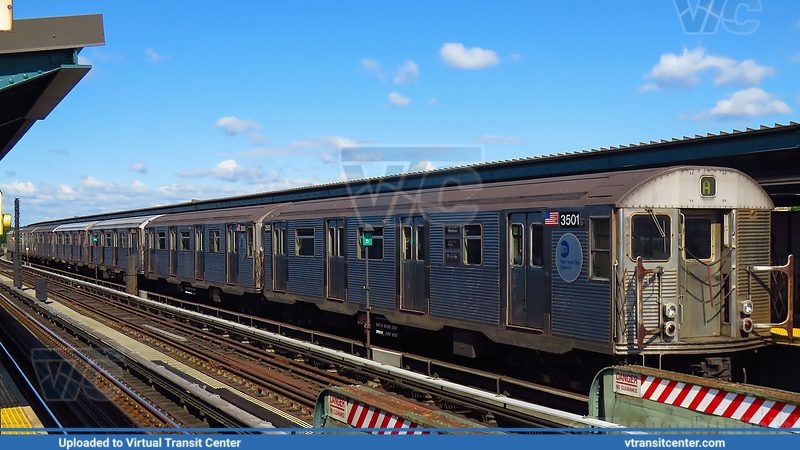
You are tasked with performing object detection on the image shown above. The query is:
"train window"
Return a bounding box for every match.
[295,228,315,256]
[113,232,118,247]
[338,226,345,257]
[531,223,544,267]
[105,232,112,247]
[590,218,611,280]
[416,225,425,261]
[246,227,253,258]
[510,223,524,266]
[328,227,336,256]
[157,232,166,250]
[684,218,712,260]
[403,226,412,261]
[357,226,384,260]
[631,214,671,261]
[209,230,221,252]
[131,231,139,250]
[463,224,482,266]
[195,228,203,252]
[274,228,285,255]
[180,231,190,251]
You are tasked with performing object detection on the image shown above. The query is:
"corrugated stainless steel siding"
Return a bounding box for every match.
[239,257,253,288]
[178,251,193,278]
[117,248,127,268]
[205,224,225,283]
[155,250,168,275]
[551,230,610,342]
[348,216,395,308]
[288,219,324,297]
[429,212,500,325]
[622,268,677,344]
[736,210,771,324]
[104,248,114,266]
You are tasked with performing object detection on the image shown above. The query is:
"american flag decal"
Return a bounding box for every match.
[545,211,558,225]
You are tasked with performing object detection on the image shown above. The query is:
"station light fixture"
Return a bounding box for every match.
[663,302,677,319]
[664,321,677,338]
[741,318,754,334]
[0,190,11,235]
[741,299,754,316]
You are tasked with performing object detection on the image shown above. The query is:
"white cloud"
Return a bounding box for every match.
[428,98,439,105]
[214,116,263,137]
[439,43,500,70]
[393,60,419,85]
[176,159,277,184]
[475,134,525,144]
[508,53,521,62]
[695,88,793,120]
[638,47,775,93]
[2,181,38,196]
[409,160,436,172]
[146,48,169,63]
[388,92,410,107]
[795,94,800,105]
[239,134,360,163]
[361,58,387,83]
[77,55,92,65]
[130,163,148,174]
[791,52,800,63]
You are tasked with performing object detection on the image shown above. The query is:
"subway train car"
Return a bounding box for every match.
[15,166,788,378]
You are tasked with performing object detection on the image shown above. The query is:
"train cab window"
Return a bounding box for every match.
[531,223,544,267]
[209,230,221,253]
[195,228,204,252]
[120,233,127,249]
[273,227,285,255]
[510,223,524,266]
[157,231,167,250]
[180,231,190,251]
[684,218,712,260]
[631,214,671,261]
[463,224,482,266]
[246,227,253,258]
[357,226,384,260]
[295,228,315,256]
[590,218,611,280]
[328,227,336,256]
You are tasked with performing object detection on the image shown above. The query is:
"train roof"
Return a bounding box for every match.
[52,221,99,232]
[87,215,162,230]
[269,166,772,220]
[146,204,282,227]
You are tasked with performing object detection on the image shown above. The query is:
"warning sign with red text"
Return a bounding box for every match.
[612,371,641,397]
[327,394,348,422]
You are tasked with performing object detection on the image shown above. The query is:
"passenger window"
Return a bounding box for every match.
[590,218,611,280]
[180,231,190,251]
[463,224,482,265]
[246,227,253,258]
[631,214,671,261]
[684,218,712,260]
[209,230,221,253]
[328,227,336,256]
[416,225,425,261]
[157,232,166,250]
[510,223,524,266]
[273,228,285,255]
[295,228,315,256]
[531,223,544,267]
[105,232,112,247]
[357,226,384,260]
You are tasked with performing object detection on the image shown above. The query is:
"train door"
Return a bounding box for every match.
[272,221,288,291]
[226,225,239,285]
[169,227,178,276]
[147,229,155,273]
[194,226,205,280]
[112,231,119,267]
[507,212,548,330]
[400,216,428,312]
[680,210,728,337]
[326,219,347,300]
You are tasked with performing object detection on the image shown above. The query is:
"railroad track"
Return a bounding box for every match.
[1,259,604,430]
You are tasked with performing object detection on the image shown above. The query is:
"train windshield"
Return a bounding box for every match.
[631,214,671,261]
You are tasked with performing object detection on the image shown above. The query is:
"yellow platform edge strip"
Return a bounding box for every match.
[1,406,36,434]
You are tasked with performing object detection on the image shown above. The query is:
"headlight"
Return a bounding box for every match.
[741,300,754,315]
[741,318,753,333]
[663,302,677,319]
[664,321,677,338]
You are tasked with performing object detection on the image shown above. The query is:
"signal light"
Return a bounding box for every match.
[664,321,677,338]
[741,318,753,333]
[741,300,754,316]
[663,302,677,319]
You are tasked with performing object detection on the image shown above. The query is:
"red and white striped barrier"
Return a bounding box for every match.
[640,375,800,428]
[328,394,430,434]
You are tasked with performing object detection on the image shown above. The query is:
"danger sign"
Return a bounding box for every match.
[327,394,348,422]
[612,371,641,397]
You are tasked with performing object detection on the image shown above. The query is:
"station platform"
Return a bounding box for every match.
[0,354,45,434]
[771,327,800,347]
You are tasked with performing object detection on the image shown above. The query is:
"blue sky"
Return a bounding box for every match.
[2,1,799,225]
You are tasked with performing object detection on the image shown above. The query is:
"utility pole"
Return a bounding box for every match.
[13,198,21,288]
[362,223,374,360]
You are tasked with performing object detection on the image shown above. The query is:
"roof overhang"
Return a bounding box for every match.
[0,14,104,160]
